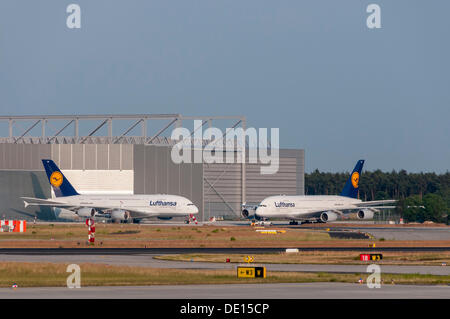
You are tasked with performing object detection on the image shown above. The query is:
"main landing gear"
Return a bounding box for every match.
[289,220,301,225]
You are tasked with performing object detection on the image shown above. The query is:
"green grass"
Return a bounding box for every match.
[0,262,448,287]
[0,224,334,245]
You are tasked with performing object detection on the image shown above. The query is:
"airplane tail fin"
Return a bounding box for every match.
[340,159,365,199]
[42,159,79,197]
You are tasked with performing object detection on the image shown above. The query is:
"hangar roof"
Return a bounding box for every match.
[0,114,245,145]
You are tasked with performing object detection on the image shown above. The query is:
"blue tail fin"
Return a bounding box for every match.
[42,159,79,197]
[340,160,365,199]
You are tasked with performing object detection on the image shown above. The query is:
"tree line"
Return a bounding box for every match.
[305,170,450,223]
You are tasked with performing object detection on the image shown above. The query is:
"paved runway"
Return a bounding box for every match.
[1,254,449,275]
[1,246,449,256]
[1,283,448,299]
[336,227,450,241]
[283,225,450,241]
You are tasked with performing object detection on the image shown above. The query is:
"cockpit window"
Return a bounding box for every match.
[187,203,195,206]
[259,204,267,207]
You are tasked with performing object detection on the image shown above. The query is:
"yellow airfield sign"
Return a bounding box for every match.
[237,266,266,278]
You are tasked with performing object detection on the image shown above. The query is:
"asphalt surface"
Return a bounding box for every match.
[1,283,449,299]
[1,246,449,256]
[1,254,449,275]
[331,226,450,241]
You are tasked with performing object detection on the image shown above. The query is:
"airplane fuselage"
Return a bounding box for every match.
[53,194,198,217]
[255,195,363,219]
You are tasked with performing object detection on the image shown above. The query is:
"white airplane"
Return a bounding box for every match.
[22,159,199,223]
[242,160,396,225]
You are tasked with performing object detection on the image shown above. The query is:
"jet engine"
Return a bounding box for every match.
[241,209,252,219]
[357,209,374,220]
[242,208,261,220]
[110,209,131,223]
[76,207,96,217]
[319,211,338,223]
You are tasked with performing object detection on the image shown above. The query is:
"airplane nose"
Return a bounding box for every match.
[191,205,199,214]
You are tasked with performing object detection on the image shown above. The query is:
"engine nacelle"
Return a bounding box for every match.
[242,209,261,220]
[357,209,374,220]
[77,207,96,217]
[241,209,252,219]
[319,211,338,223]
[110,209,131,222]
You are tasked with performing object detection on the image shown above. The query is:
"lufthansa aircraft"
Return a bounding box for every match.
[242,160,396,224]
[22,159,199,222]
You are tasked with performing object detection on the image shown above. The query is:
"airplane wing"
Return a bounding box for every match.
[355,206,396,210]
[21,197,157,220]
[355,200,397,206]
[283,204,396,220]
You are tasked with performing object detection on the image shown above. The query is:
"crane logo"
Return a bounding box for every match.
[351,172,360,188]
[50,171,63,188]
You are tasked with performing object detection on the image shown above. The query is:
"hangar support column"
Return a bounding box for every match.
[241,118,246,207]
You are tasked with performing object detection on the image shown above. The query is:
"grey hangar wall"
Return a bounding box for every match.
[0,144,304,221]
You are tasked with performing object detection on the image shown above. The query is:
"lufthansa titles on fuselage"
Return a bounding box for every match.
[149,200,177,207]
[274,201,295,208]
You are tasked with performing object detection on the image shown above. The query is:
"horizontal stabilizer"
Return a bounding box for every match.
[21,197,71,207]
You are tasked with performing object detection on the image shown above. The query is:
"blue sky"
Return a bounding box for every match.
[0,1,448,173]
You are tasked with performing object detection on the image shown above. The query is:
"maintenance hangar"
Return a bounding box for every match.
[0,115,304,221]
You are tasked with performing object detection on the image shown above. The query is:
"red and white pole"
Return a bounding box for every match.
[86,218,95,244]
[189,214,198,225]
